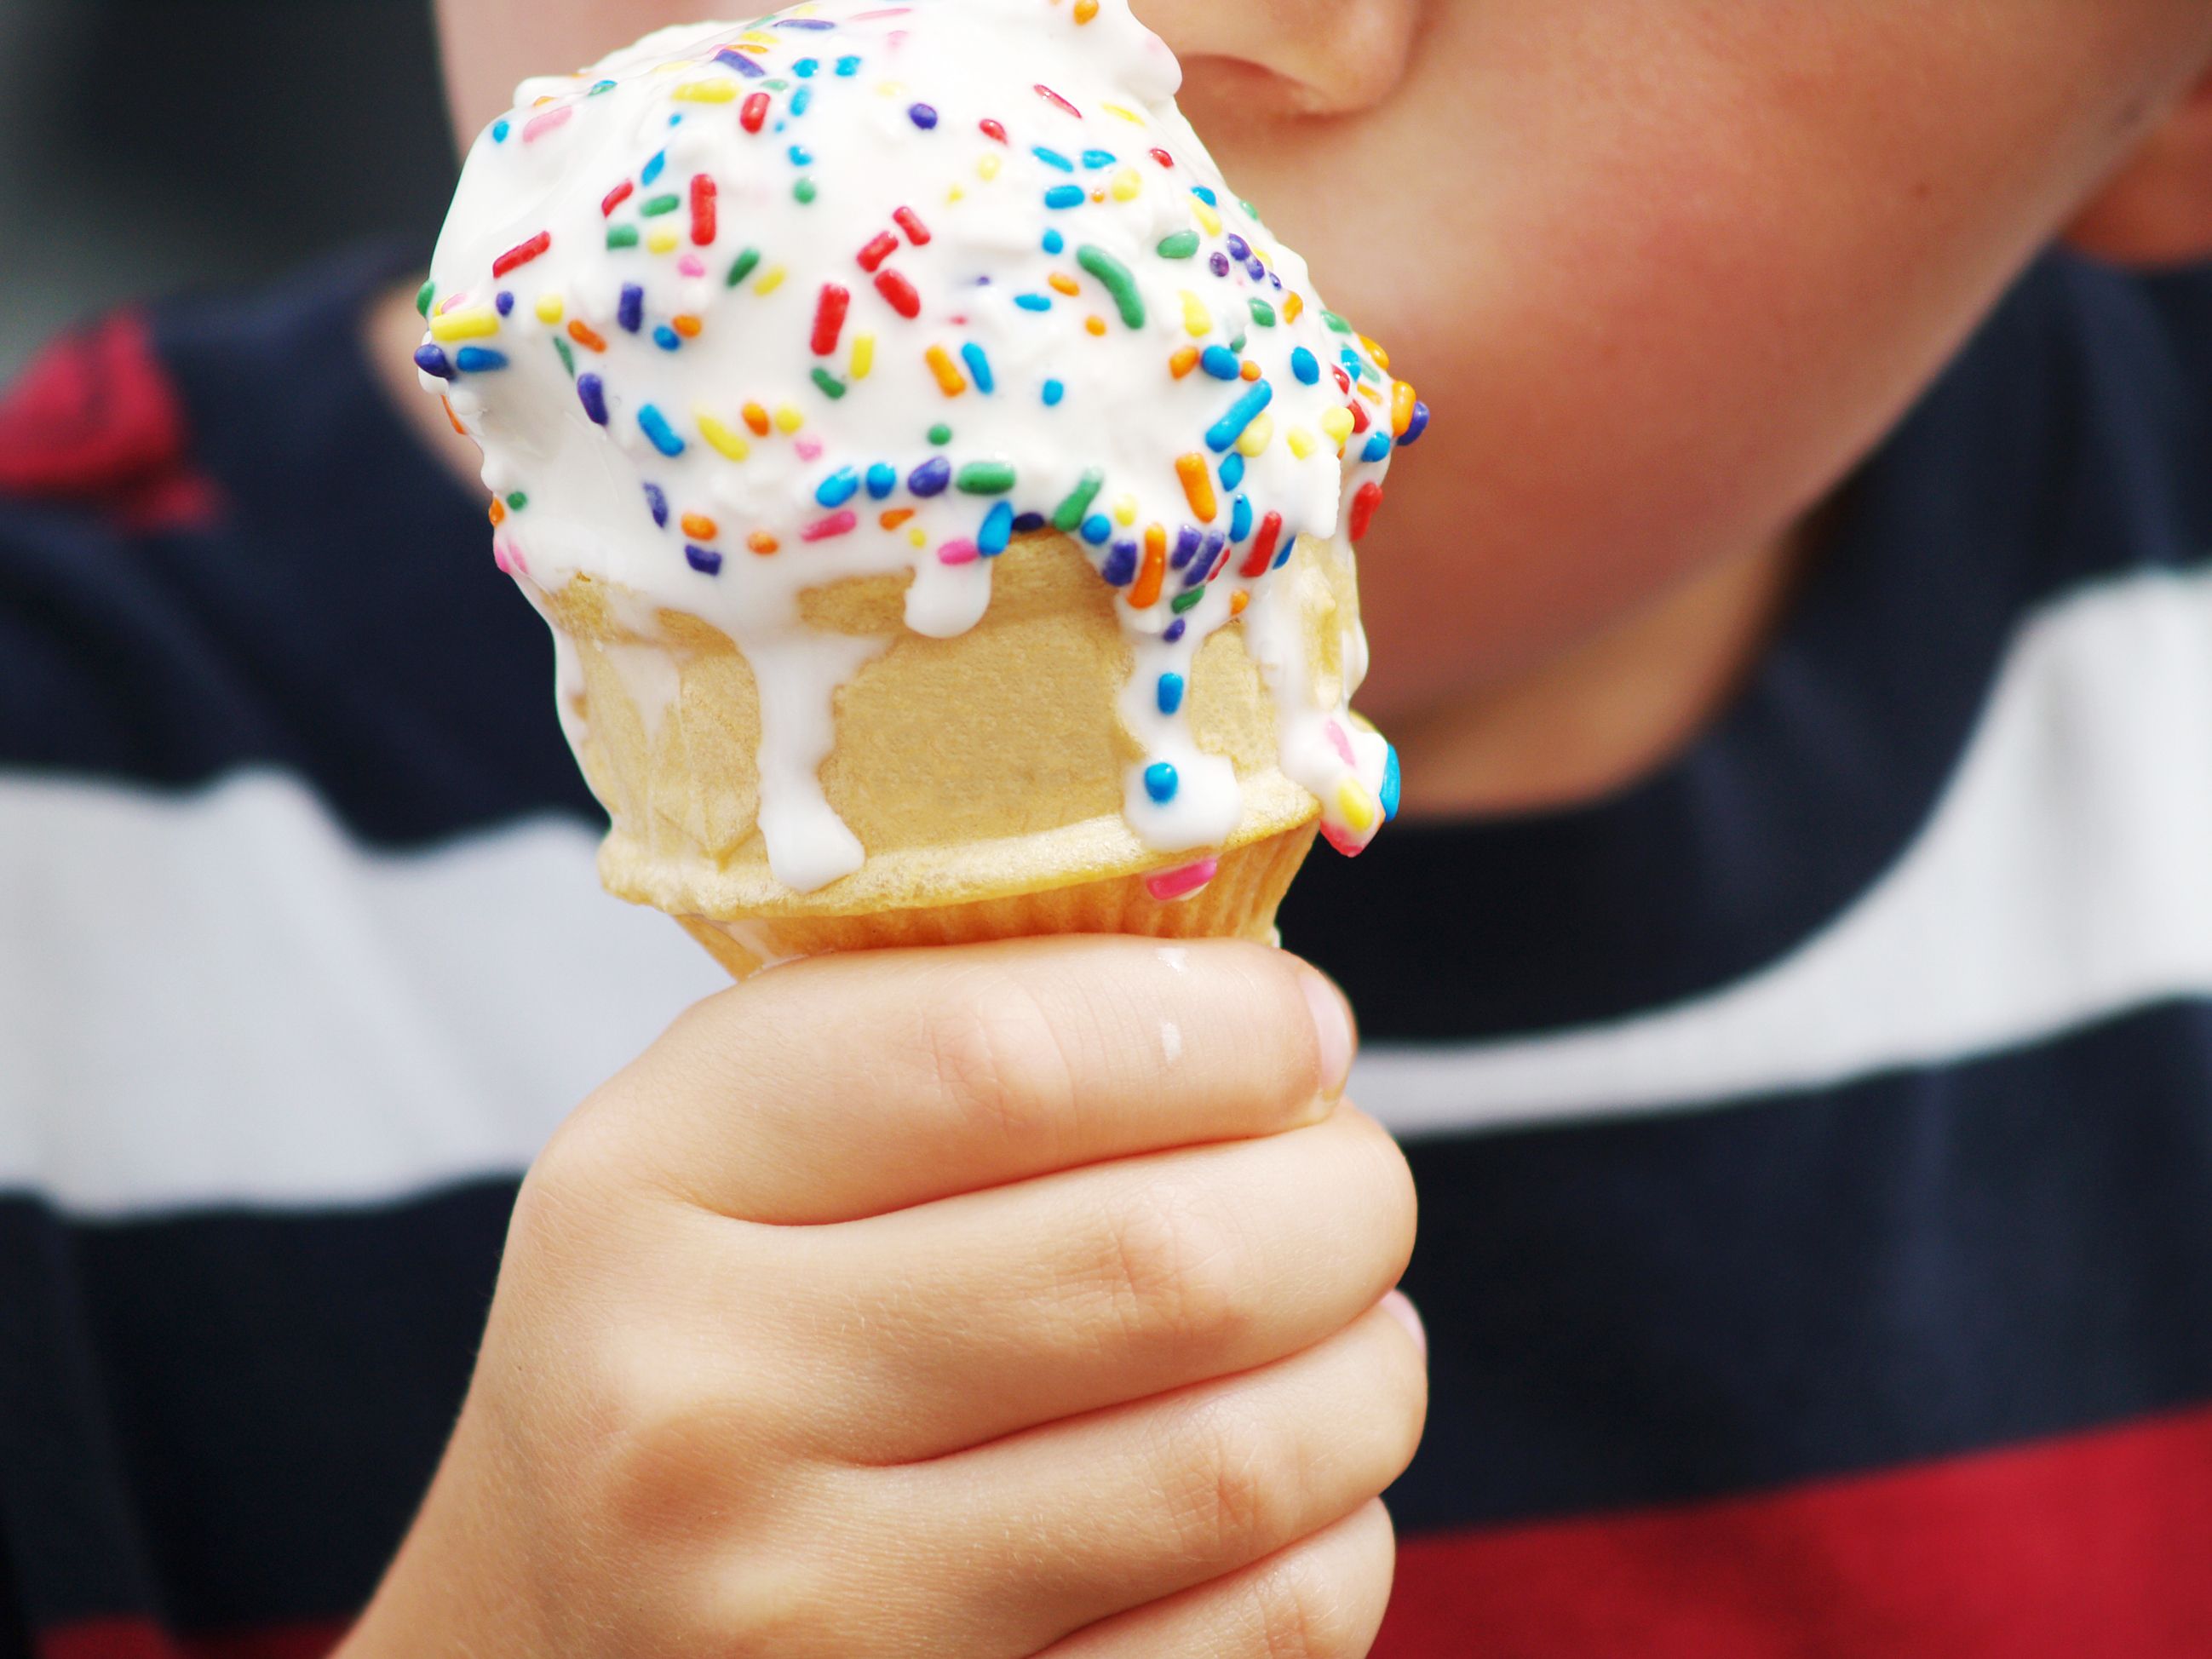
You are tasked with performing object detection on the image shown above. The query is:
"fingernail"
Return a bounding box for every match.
[1301,971,1354,1100]
[1380,1289,1427,1360]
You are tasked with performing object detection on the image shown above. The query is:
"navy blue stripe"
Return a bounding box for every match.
[1387,997,2212,1530]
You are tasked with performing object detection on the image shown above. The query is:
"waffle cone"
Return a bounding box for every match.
[538,529,1363,977]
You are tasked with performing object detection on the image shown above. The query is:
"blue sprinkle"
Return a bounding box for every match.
[591,80,615,95]
[865,462,898,500]
[617,284,644,333]
[978,500,1015,556]
[1341,347,1369,379]
[1199,345,1242,381]
[714,47,766,77]
[908,102,939,129]
[793,56,819,77]
[1402,401,1432,446]
[1229,495,1254,542]
[1290,347,1320,385]
[776,14,834,26]
[644,482,668,527]
[577,373,607,424]
[490,118,510,143]
[1201,531,1226,570]
[1100,540,1138,584]
[1044,185,1085,210]
[815,468,860,508]
[1273,533,1296,569]
[1217,452,1246,491]
[1042,228,1066,255]
[1169,525,1203,570]
[791,86,813,115]
[412,344,454,379]
[1225,233,1250,261]
[1163,618,1187,644]
[789,144,813,166]
[686,544,723,575]
[637,405,685,456]
[1081,148,1117,169]
[1042,378,1065,406]
[836,55,862,76]
[960,342,996,394]
[454,346,508,373]
[1156,674,1185,715]
[1209,251,1232,278]
[1379,743,1402,821]
[1192,186,1218,205]
[1015,294,1053,312]
[641,151,666,187]
[1206,382,1274,453]
[1144,763,1179,804]
[1032,146,1075,171]
[652,324,681,352]
[1013,512,1046,533]
[908,456,952,497]
[494,290,514,316]
[1362,431,1393,462]
[1083,514,1116,548]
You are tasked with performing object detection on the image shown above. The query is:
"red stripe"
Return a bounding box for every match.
[1378,1403,2212,1656]
[37,1618,346,1659]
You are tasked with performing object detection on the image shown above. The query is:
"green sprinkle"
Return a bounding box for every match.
[552,335,577,378]
[1247,299,1277,327]
[415,279,436,318]
[641,193,681,217]
[1050,468,1106,532]
[794,178,818,204]
[928,422,953,445]
[1077,244,1146,329]
[1155,231,1200,260]
[956,461,1016,495]
[606,225,640,250]
[505,491,528,511]
[1323,310,1353,334]
[811,366,847,400]
[1170,585,1207,614]
[725,249,761,288]
[1238,198,1260,218]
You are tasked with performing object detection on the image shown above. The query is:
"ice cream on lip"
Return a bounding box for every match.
[419,0,1428,898]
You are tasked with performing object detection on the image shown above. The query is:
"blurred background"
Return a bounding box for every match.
[1,0,457,379]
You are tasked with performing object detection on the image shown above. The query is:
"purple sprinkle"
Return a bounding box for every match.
[1225,233,1250,261]
[908,102,939,129]
[1202,531,1227,565]
[775,14,836,26]
[618,283,645,333]
[1169,525,1202,570]
[576,372,608,424]
[1013,511,1046,533]
[1402,400,1433,445]
[1208,251,1231,278]
[1163,618,1187,644]
[644,482,668,527]
[714,46,767,77]
[685,544,724,574]
[1100,541,1139,586]
[494,290,515,315]
[908,456,952,497]
[1245,256,1267,280]
[1270,272,1284,290]
[412,343,454,379]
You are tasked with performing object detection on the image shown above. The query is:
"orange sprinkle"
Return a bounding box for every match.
[1175,452,1218,522]
[441,395,466,435]
[1091,190,1106,203]
[1074,0,1100,19]
[680,513,718,540]
[742,402,772,436]
[566,319,607,353]
[1393,380,1417,438]
[1169,347,1201,380]
[926,344,968,395]
[1362,335,1393,371]
[748,531,779,555]
[880,508,916,530]
[1229,589,1250,617]
[1240,359,1262,382]
[487,498,506,525]
[672,314,704,338]
[1049,273,1081,296]
[1085,315,1108,336]
[1129,531,1166,608]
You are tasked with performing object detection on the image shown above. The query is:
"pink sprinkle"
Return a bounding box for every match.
[850,8,911,18]
[1320,822,1369,859]
[795,439,824,462]
[521,106,572,143]
[1146,857,1219,902]
[491,538,527,577]
[677,254,706,278]
[937,538,980,565]
[1325,720,1357,766]
[1035,83,1082,118]
[802,511,859,542]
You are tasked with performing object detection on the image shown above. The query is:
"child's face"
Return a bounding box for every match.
[438,1,2212,717]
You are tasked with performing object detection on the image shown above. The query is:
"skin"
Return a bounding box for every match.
[352,4,2212,1653]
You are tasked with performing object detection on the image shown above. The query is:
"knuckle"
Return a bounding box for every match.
[916,975,1079,1151]
[1095,1183,1257,1356]
[1242,1536,1388,1659]
[1160,1396,1305,1569]
[583,1331,751,1538]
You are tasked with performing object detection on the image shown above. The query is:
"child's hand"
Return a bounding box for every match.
[340,935,1423,1658]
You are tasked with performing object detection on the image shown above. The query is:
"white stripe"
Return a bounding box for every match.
[0,772,726,1217]
[1354,565,2212,1139]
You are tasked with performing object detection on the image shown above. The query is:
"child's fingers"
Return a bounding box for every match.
[761,1105,1414,1461]
[1035,1501,1398,1659]
[583,933,1354,1224]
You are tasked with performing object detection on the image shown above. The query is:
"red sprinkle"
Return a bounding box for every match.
[811,284,851,356]
[1350,481,1384,542]
[740,91,771,134]
[1240,511,1284,577]
[857,231,899,273]
[600,181,634,217]
[1348,399,1371,434]
[874,268,922,319]
[893,205,932,245]
[979,118,1008,143]
[802,510,859,542]
[690,175,717,246]
[1332,366,1353,394]
[1149,147,1175,168]
[1035,83,1081,118]
[491,231,551,278]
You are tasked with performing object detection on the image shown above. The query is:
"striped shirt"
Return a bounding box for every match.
[3,246,2210,1656]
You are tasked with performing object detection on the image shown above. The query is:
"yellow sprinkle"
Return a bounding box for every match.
[646,228,679,254]
[696,410,750,461]
[1336,779,1378,833]
[849,334,875,381]
[1101,101,1144,124]
[1085,314,1107,336]
[1235,413,1275,457]
[926,345,968,396]
[533,294,564,324]
[1357,381,1383,403]
[1320,407,1356,446]
[1110,167,1142,202]
[1360,335,1393,372]
[1287,428,1318,459]
[876,80,905,97]
[978,153,1003,181]
[738,31,775,45]
[907,525,928,548]
[673,80,736,102]
[1192,201,1222,236]
[1180,290,1211,337]
[755,265,786,295]
[773,405,804,434]
[428,306,498,343]
[946,184,966,204]
[1284,292,1305,324]
[1112,494,1139,527]
[646,63,687,77]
